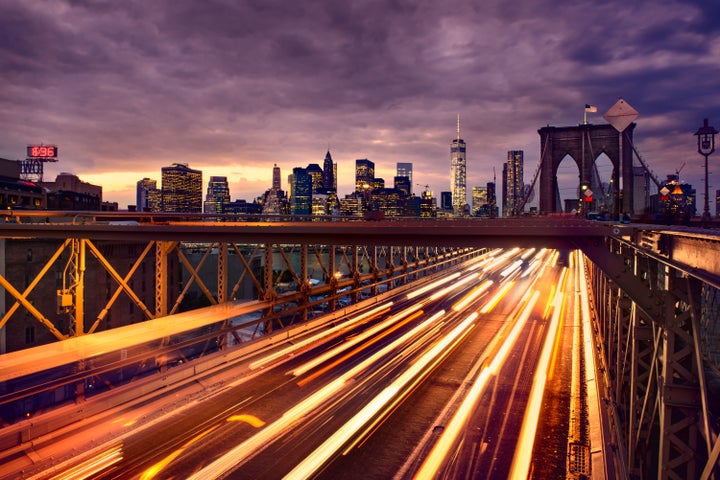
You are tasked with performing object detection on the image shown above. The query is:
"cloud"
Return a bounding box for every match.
[1,0,719,209]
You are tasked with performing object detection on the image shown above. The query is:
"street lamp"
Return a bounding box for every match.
[695,118,718,221]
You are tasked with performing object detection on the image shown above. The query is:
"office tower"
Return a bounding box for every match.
[355,159,375,193]
[306,163,324,194]
[289,167,311,215]
[450,116,467,215]
[420,189,437,217]
[486,181,497,218]
[472,186,487,216]
[272,164,281,190]
[397,162,413,195]
[394,176,411,197]
[136,178,157,212]
[161,163,202,213]
[323,151,336,193]
[503,150,524,216]
[204,176,230,214]
[440,191,452,211]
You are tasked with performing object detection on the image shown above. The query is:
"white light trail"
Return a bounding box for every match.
[188,308,449,480]
[250,301,393,370]
[284,312,478,480]
[414,290,540,478]
[507,267,567,479]
[479,281,514,314]
[407,272,461,299]
[290,302,423,377]
[452,280,493,311]
[429,273,479,301]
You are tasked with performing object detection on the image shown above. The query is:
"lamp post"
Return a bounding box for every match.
[695,118,718,222]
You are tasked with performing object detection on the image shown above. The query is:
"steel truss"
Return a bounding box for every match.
[1,237,480,344]
[579,235,720,479]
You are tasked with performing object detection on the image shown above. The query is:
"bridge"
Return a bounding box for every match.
[0,212,719,479]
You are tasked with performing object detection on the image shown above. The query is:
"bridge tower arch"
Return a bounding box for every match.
[538,123,635,217]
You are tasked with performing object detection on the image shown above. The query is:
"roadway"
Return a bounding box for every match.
[4,247,592,479]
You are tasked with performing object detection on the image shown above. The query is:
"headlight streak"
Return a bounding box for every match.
[295,309,424,387]
[413,290,541,479]
[482,247,521,273]
[407,272,461,299]
[283,312,478,480]
[507,268,567,479]
[249,301,393,370]
[429,273,480,301]
[520,248,536,260]
[187,309,449,480]
[464,249,502,271]
[479,281,514,314]
[291,302,425,378]
[499,259,523,278]
[452,280,493,312]
[46,444,123,480]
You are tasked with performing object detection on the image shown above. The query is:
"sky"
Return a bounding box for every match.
[1,0,719,210]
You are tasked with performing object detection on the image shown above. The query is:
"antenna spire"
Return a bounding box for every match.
[456,113,461,141]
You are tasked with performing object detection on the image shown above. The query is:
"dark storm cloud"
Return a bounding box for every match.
[0,0,719,207]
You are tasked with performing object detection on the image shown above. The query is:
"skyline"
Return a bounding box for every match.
[1,1,719,209]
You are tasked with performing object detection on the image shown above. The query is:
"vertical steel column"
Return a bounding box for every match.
[656,268,702,479]
[218,242,228,304]
[66,238,86,337]
[300,243,308,322]
[328,245,337,312]
[262,244,275,333]
[352,246,360,304]
[155,241,173,318]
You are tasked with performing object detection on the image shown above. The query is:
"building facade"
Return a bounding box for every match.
[397,162,413,196]
[503,150,524,216]
[204,176,231,215]
[450,118,467,215]
[161,163,202,213]
[355,159,375,193]
[289,167,311,215]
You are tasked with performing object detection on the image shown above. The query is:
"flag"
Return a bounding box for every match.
[585,104,598,112]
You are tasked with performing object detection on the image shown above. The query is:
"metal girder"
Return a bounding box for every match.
[85,240,155,333]
[583,241,718,479]
[575,237,663,319]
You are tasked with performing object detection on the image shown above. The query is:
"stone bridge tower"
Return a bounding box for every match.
[538,123,635,218]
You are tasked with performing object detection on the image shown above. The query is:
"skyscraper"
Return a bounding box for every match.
[289,167,311,215]
[306,163,324,194]
[272,164,281,190]
[136,178,157,212]
[397,162,413,195]
[204,176,230,214]
[503,150,524,216]
[161,163,202,213]
[323,150,336,193]
[450,116,467,215]
[355,159,375,193]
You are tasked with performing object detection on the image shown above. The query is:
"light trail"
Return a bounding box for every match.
[290,302,424,377]
[429,273,480,301]
[44,444,123,480]
[250,301,393,370]
[452,279,493,311]
[479,281,514,314]
[187,308,451,480]
[283,312,478,480]
[499,259,523,278]
[406,272,461,299]
[507,267,567,479]
[414,290,541,478]
[464,249,502,271]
